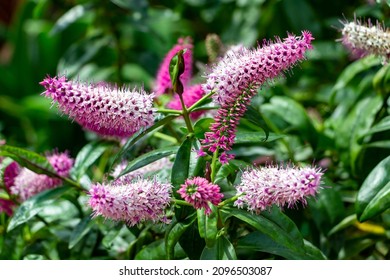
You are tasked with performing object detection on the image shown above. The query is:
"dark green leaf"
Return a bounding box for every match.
[112,115,178,167]
[243,105,270,138]
[51,4,91,34]
[197,205,218,248]
[69,216,94,249]
[7,186,71,232]
[361,116,390,138]
[331,56,380,100]
[71,140,113,181]
[237,232,326,259]
[200,235,237,260]
[0,145,55,175]
[165,213,197,260]
[221,206,305,255]
[328,215,357,236]
[356,155,390,222]
[118,146,178,178]
[234,131,284,144]
[171,138,192,189]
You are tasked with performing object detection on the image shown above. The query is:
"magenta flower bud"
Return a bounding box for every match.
[234,164,323,214]
[167,84,206,119]
[154,37,193,95]
[177,177,223,215]
[88,177,172,226]
[340,19,390,63]
[200,31,314,163]
[40,76,156,138]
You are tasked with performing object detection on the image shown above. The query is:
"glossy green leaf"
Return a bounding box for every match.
[328,215,357,236]
[242,105,270,139]
[51,4,91,34]
[0,145,55,175]
[356,155,390,222]
[200,235,237,260]
[57,36,110,77]
[71,140,113,181]
[171,138,192,189]
[348,96,383,174]
[69,216,94,249]
[221,206,305,255]
[197,205,218,248]
[237,232,325,259]
[234,131,284,144]
[165,213,197,260]
[331,55,380,99]
[262,96,318,148]
[112,115,178,167]
[118,146,178,178]
[7,186,71,232]
[214,159,251,184]
[373,64,390,95]
[361,116,390,138]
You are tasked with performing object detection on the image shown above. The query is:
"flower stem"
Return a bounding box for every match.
[210,149,219,183]
[172,198,193,207]
[157,108,182,115]
[188,90,215,112]
[178,93,194,133]
[218,194,244,208]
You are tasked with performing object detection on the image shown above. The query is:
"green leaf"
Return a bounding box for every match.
[7,186,71,232]
[331,55,380,100]
[262,96,318,148]
[0,145,55,175]
[197,205,218,248]
[69,216,94,249]
[200,235,237,260]
[57,36,110,77]
[243,105,270,138]
[110,0,148,11]
[118,146,178,178]
[112,115,178,167]
[171,137,192,189]
[165,213,197,260]
[234,131,284,144]
[361,116,390,138]
[70,140,113,181]
[356,155,390,222]
[237,232,326,259]
[373,64,390,95]
[214,159,251,184]
[221,206,305,255]
[51,4,91,34]
[328,215,357,236]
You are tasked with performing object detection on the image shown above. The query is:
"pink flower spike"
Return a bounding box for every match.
[340,19,390,63]
[40,76,156,138]
[177,177,223,215]
[88,177,172,226]
[154,37,193,95]
[234,164,323,214]
[200,31,314,163]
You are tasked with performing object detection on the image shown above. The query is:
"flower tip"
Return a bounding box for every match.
[302,30,315,46]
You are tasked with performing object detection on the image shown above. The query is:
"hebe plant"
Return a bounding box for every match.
[1,2,390,260]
